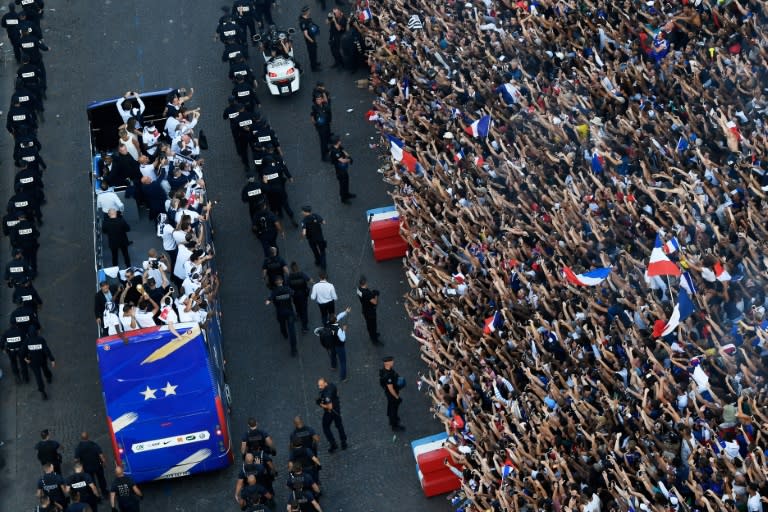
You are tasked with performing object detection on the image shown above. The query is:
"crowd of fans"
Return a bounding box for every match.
[358,0,768,510]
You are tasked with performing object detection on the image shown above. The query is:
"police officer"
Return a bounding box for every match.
[6,92,37,137]
[262,246,288,288]
[19,24,49,89]
[242,174,266,220]
[1,2,22,61]
[110,466,143,512]
[240,418,276,458]
[232,73,261,113]
[15,135,47,172]
[235,452,275,503]
[327,7,347,68]
[233,106,255,172]
[316,377,347,452]
[65,462,101,512]
[310,94,332,161]
[328,136,356,203]
[11,299,40,333]
[286,262,311,334]
[217,8,246,46]
[13,275,43,309]
[2,323,28,383]
[250,115,282,157]
[289,416,320,455]
[299,6,321,71]
[66,490,91,512]
[222,32,249,63]
[252,203,283,257]
[8,181,42,224]
[10,211,40,271]
[287,448,322,489]
[238,473,271,511]
[16,54,45,112]
[232,0,257,42]
[22,326,54,400]
[357,275,383,345]
[5,246,34,286]
[229,54,258,87]
[379,356,405,431]
[74,431,109,497]
[287,486,322,512]
[265,274,298,356]
[253,0,274,29]
[37,462,67,511]
[36,429,62,475]
[300,206,327,270]
[260,151,297,224]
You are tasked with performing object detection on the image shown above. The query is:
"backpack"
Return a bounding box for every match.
[318,325,337,349]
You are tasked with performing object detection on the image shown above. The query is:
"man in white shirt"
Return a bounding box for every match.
[748,483,764,512]
[164,108,200,139]
[310,271,337,325]
[116,91,146,124]
[142,249,168,285]
[96,180,124,215]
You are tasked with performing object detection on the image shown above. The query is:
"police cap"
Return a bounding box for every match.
[301,205,312,213]
[301,5,310,12]
[382,356,394,362]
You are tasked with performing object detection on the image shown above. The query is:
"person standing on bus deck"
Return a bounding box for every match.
[110,466,143,512]
[102,208,132,268]
[299,6,321,72]
[241,417,276,458]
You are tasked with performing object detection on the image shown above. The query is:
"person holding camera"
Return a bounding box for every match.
[327,8,346,69]
[379,356,404,432]
[328,135,355,203]
[316,377,347,453]
[356,275,382,345]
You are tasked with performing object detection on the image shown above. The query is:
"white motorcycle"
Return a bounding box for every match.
[253,27,301,96]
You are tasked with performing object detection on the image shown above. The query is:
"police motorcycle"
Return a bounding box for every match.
[252,26,301,96]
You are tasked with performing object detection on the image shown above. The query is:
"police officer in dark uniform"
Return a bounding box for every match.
[36,429,62,475]
[15,134,46,170]
[265,274,298,356]
[235,451,276,501]
[233,107,255,172]
[232,74,261,113]
[37,463,67,511]
[11,300,40,333]
[222,34,249,63]
[240,418,276,458]
[287,450,322,490]
[12,80,41,120]
[328,136,356,203]
[18,24,49,89]
[299,205,327,269]
[357,275,383,345]
[286,262,311,333]
[22,326,54,400]
[5,246,33,286]
[238,473,271,511]
[253,0,274,29]
[2,323,28,383]
[316,377,347,452]
[74,431,109,497]
[379,356,405,431]
[260,152,297,224]
[2,3,22,61]
[6,92,37,137]
[310,94,332,161]
[250,115,282,157]
[262,246,288,289]
[241,174,266,220]
[289,416,320,455]
[299,6,321,71]
[109,466,143,512]
[8,181,42,224]
[217,8,246,45]
[13,274,42,309]
[251,203,283,257]
[10,211,40,271]
[232,0,257,43]
[287,486,322,512]
[65,462,101,512]
[229,54,258,87]
[327,7,347,68]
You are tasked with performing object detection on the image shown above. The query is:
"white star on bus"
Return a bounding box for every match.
[140,385,157,400]
[162,382,178,397]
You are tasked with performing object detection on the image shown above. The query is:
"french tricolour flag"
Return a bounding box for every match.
[454,148,464,162]
[701,261,731,282]
[473,155,484,167]
[563,266,612,287]
[662,237,680,254]
[464,115,491,138]
[660,288,695,336]
[483,311,503,334]
[358,7,372,22]
[386,134,418,173]
[647,234,681,277]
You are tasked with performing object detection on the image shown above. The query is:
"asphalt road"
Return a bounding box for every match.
[0,2,449,511]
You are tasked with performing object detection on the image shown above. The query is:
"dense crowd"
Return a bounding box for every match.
[358,0,768,510]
